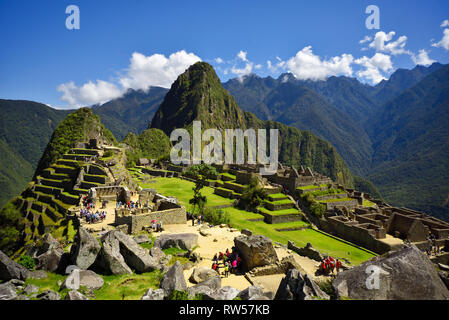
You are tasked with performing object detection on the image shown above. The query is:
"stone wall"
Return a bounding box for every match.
[115,206,186,234]
[322,199,358,210]
[287,241,323,262]
[261,212,303,224]
[322,218,391,254]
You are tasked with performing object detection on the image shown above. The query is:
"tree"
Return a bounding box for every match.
[240,177,267,211]
[185,164,218,215]
[0,201,24,255]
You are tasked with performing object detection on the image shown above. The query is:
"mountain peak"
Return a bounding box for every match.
[149,62,247,134]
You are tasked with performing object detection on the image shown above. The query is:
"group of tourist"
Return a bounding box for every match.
[425,232,442,256]
[211,248,242,277]
[116,200,141,210]
[151,220,163,232]
[80,208,107,224]
[319,256,342,275]
[186,211,205,226]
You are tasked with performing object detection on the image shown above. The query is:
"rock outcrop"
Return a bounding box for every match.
[65,290,89,300]
[154,233,198,251]
[189,267,218,284]
[112,231,159,273]
[35,248,68,273]
[63,270,104,290]
[99,232,132,275]
[70,227,101,270]
[159,261,187,295]
[141,288,165,300]
[234,235,278,271]
[332,245,449,300]
[275,269,330,300]
[36,290,61,300]
[0,250,30,281]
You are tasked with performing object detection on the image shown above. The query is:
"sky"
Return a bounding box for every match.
[0,0,448,109]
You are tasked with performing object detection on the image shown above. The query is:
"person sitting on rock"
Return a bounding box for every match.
[336,259,342,273]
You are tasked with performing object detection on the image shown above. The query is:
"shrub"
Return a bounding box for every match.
[103,150,114,158]
[18,255,36,270]
[310,202,326,218]
[202,207,230,225]
[316,279,336,300]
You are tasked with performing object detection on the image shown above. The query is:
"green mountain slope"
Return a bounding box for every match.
[92,87,168,140]
[0,100,71,206]
[368,63,449,221]
[35,108,117,177]
[224,76,373,175]
[150,62,353,185]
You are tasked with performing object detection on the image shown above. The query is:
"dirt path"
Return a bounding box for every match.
[157,222,330,292]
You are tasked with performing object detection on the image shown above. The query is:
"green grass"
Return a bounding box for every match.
[94,271,163,300]
[136,177,375,265]
[24,272,69,298]
[268,193,288,200]
[162,247,188,256]
[296,185,320,191]
[258,207,301,216]
[139,177,234,211]
[264,198,294,205]
[220,172,236,180]
[363,199,376,207]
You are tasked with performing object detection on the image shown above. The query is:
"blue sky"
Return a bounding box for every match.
[0,0,448,108]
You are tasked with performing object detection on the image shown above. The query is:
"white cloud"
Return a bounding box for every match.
[359,35,372,44]
[432,28,449,50]
[254,64,262,70]
[237,51,248,62]
[355,53,393,85]
[368,31,410,55]
[231,63,253,77]
[441,20,449,28]
[119,50,202,90]
[57,80,123,107]
[411,49,436,66]
[267,57,286,73]
[58,50,201,107]
[215,57,224,64]
[286,46,354,81]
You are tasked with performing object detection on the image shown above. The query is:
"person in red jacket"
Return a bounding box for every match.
[336,259,342,273]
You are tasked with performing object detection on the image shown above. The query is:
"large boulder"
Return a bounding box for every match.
[70,227,101,269]
[38,234,61,255]
[64,290,89,300]
[63,270,104,290]
[189,267,218,284]
[141,288,165,300]
[234,235,278,271]
[160,261,187,295]
[35,248,68,273]
[0,282,18,300]
[237,285,264,300]
[154,233,198,251]
[210,286,241,300]
[187,276,222,300]
[99,232,132,275]
[110,231,159,273]
[133,234,152,244]
[36,290,61,300]
[23,284,39,295]
[150,246,166,263]
[332,245,449,300]
[0,250,30,281]
[275,269,330,300]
